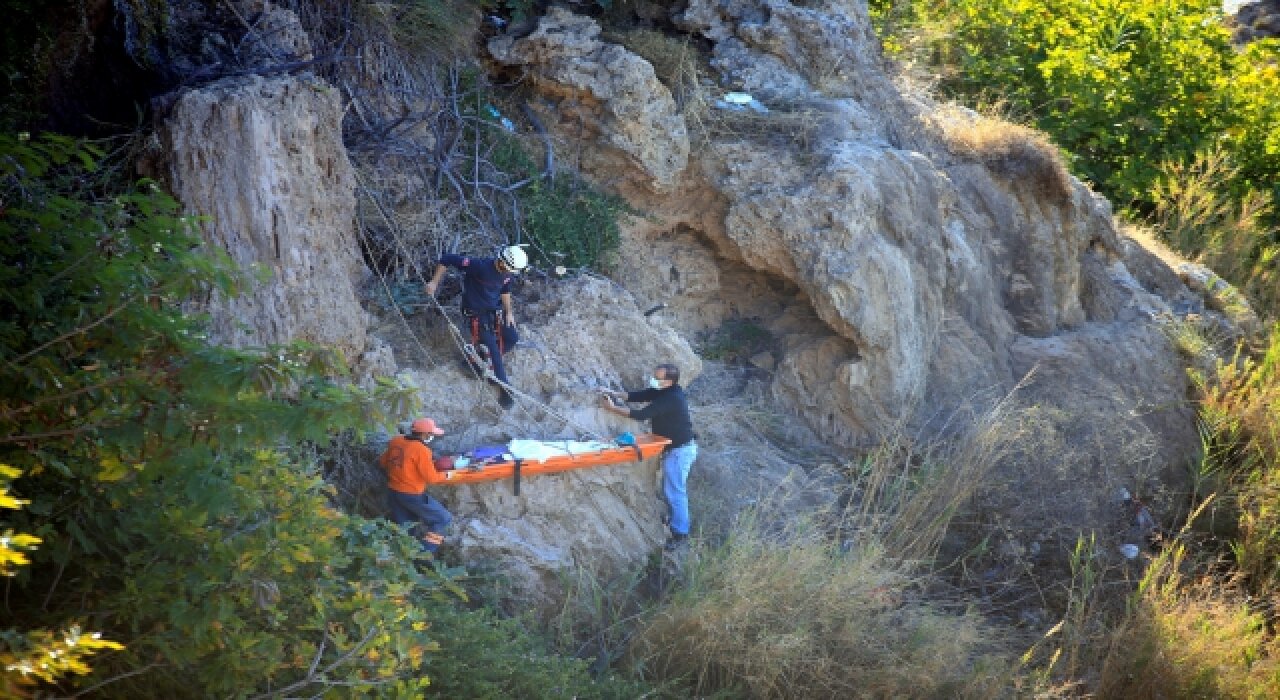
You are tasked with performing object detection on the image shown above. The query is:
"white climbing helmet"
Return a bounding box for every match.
[498,244,529,272]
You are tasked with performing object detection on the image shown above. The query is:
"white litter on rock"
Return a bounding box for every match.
[714,92,769,114]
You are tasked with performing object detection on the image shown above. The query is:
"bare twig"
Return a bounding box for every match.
[8,299,134,368]
[247,625,380,700]
[71,663,163,698]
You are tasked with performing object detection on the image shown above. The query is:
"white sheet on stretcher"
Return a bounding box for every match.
[506,439,618,463]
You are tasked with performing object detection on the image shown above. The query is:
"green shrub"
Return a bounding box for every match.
[469,109,631,271]
[881,0,1280,258]
[521,175,629,271]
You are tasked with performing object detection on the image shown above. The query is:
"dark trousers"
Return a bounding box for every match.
[467,309,519,384]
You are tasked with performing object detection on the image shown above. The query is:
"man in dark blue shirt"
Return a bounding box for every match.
[599,363,698,550]
[426,246,528,408]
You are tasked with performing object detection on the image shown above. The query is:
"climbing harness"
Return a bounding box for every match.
[462,308,505,380]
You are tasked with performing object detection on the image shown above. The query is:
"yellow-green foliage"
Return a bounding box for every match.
[876,0,1280,314]
[1094,329,1280,698]
[1,464,123,696]
[1198,329,1280,591]
[1099,545,1280,698]
[1152,148,1280,315]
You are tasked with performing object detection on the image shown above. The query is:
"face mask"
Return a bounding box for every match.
[648,376,664,390]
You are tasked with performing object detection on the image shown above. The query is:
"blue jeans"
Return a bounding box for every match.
[387,489,452,552]
[662,443,697,536]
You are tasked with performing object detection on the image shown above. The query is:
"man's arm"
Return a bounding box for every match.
[501,291,516,328]
[425,254,467,296]
[598,394,634,418]
[424,264,448,297]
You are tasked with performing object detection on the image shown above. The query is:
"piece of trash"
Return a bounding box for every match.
[1119,544,1141,559]
[554,265,567,276]
[714,92,769,114]
[616,432,636,446]
[483,104,516,132]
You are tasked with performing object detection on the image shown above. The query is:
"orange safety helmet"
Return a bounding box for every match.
[410,417,445,436]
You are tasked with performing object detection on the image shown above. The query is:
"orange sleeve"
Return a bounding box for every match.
[413,445,437,484]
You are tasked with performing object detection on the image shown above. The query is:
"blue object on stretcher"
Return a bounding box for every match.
[615,432,636,446]
[470,445,509,461]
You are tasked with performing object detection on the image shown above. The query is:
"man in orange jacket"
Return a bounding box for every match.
[380,417,452,552]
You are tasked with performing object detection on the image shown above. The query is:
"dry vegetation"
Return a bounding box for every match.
[628,523,1010,699]
[541,384,1056,698]
[1098,544,1280,698]
[928,104,1073,201]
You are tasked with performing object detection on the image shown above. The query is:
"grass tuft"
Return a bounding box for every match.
[930,104,1073,201]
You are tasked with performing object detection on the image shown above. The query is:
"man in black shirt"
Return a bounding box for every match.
[599,363,698,550]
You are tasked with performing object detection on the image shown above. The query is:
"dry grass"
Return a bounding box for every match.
[929,104,1073,201]
[1122,220,1194,270]
[1095,341,1280,698]
[846,386,1033,563]
[1160,315,1222,369]
[626,513,1013,699]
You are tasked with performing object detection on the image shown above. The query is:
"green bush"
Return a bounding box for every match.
[894,0,1280,210]
[877,0,1280,312]
[490,131,630,270]
[699,319,774,364]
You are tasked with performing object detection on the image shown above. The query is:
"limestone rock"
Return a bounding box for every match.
[161,73,368,362]
[488,7,690,191]
[505,0,1210,554]
[1230,1,1280,43]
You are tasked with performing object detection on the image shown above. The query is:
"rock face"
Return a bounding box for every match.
[161,71,369,361]
[480,0,1219,578]
[488,7,690,191]
[1230,1,1280,43]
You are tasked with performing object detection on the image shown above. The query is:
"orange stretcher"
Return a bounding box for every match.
[429,433,671,495]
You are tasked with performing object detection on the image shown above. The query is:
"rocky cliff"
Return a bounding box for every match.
[154,0,1229,602]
